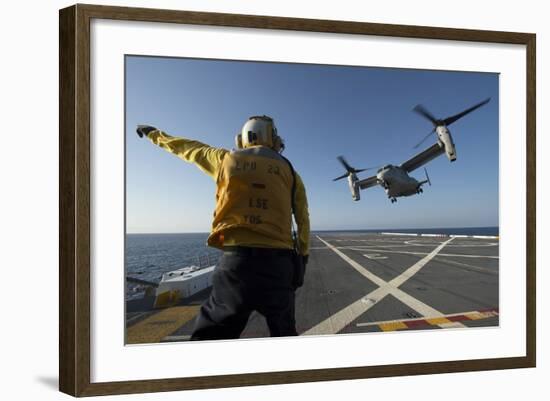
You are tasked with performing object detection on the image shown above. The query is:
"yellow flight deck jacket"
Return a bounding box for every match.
[147,130,310,256]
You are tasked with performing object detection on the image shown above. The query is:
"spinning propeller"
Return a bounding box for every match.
[333,156,377,181]
[412,98,491,149]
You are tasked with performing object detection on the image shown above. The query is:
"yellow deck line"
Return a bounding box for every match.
[126,305,200,344]
[465,311,497,320]
[356,309,499,328]
[426,317,452,325]
[379,322,409,331]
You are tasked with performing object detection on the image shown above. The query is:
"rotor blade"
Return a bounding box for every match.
[413,104,439,125]
[333,173,349,182]
[347,166,378,174]
[413,128,436,149]
[337,156,353,173]
[443,97,491,126]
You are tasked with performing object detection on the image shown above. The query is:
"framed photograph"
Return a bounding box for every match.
[59,4,536,397]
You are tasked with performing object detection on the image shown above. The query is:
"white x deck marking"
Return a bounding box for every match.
[303,236,465,335]
[344,247,499,259]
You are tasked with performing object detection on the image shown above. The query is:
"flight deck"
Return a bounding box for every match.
[125,232,499,344]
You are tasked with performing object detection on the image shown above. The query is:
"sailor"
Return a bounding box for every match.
[136,116,310,339]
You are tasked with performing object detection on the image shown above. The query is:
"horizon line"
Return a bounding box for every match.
[126,225,499,235]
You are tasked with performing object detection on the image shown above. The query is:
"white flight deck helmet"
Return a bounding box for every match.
[235,115,285,153]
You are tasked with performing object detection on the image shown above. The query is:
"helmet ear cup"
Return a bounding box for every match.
[272,134,284,153]
[235,134,243,149]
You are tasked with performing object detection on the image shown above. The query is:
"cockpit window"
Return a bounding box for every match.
[377,164,392,173]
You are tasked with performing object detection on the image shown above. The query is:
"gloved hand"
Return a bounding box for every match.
[136,125,157,138]
[292,253,308,290]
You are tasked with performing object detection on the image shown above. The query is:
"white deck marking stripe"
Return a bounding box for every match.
[303,236,465,335]
[436,258,498,275]
[350,247,498,275]
[389,237,454,288]
[386,286,445,317]
[404,240,496,247]
[346,248,499,259]
[315,237,388,287]
[303,288,387,336]
[338,244,417,248]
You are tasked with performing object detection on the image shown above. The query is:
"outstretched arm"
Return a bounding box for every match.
[138,126,228,179]
[294,172,310,257]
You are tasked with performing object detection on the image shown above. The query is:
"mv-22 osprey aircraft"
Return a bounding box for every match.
[334,98,491,203]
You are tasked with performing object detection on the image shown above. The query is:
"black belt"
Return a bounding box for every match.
[223,246,293,257]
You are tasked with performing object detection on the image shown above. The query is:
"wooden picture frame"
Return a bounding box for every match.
[59,3,536,397]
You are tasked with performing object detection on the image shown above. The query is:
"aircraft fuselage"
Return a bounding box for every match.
[377,166,423,198]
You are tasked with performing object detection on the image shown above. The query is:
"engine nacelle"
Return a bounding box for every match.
[436,125,457,162]
[348,174,360,201]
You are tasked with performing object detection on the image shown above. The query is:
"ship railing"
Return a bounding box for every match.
[196,253,221,268]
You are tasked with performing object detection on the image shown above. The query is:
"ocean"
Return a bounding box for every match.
[125,226,498,300]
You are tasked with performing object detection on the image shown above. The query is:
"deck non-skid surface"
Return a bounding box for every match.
[127,233,499,343]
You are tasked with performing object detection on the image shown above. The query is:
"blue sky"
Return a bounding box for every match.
[125,56,499,233]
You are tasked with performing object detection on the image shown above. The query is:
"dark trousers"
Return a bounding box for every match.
[190,249,297,340]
